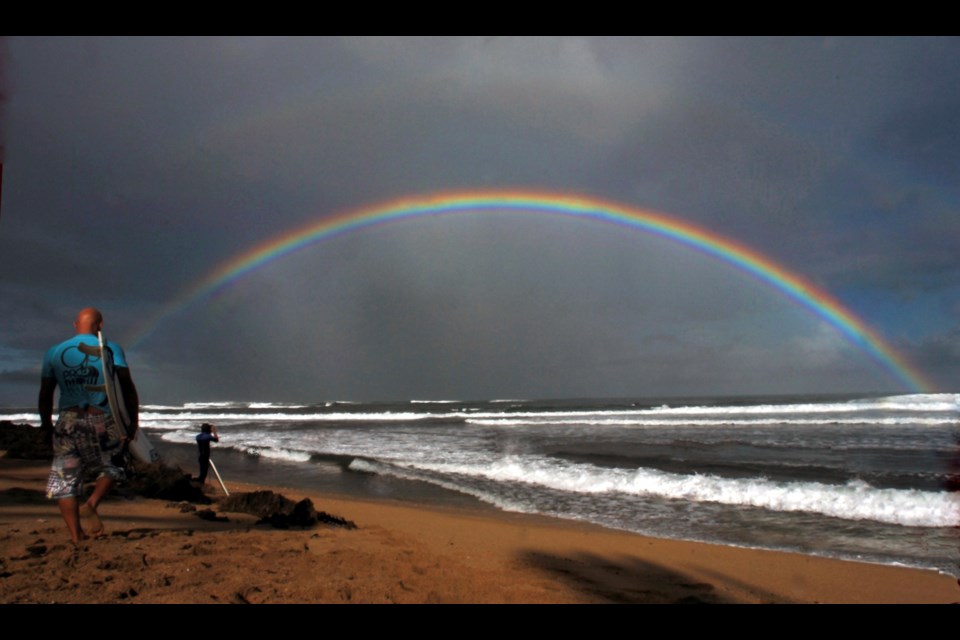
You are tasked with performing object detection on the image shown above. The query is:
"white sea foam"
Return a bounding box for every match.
[248,402,307,409]
[636,395,959,416]
[145,402,299,411]
[147,420,201,431]
[389,457,959,528]
[0,413,40,424]
[162,429,311,463]
[465,417,956,427]
[138,410,440,423]
[233,445,311,463]
[158,431,200,444]
[183,401,241,409]
[348,459,531,513]
[113,393,960,433]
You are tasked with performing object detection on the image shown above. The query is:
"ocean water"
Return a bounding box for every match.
[4,393,958,576]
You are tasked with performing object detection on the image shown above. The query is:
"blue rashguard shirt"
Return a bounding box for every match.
[41,335,128,413]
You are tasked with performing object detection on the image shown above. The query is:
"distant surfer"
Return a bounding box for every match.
[38,307,140,544]
[196,423,219,484]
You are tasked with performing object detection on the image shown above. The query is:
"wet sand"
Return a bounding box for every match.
[1,458,956,604]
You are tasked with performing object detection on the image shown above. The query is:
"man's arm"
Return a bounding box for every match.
[116,367,140,436]
[38,376,57,447]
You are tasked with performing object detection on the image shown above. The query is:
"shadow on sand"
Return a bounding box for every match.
[520,549,787,604]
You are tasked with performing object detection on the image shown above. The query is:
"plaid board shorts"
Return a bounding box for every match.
[46,412,127,500]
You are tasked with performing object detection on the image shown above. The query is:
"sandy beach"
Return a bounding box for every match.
[1,456,956,604]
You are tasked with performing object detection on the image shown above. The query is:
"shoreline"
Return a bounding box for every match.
[152,436,960,579]
[1,457,957,604]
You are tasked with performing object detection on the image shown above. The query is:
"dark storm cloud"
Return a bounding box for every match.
[605,98,828,241]
[899,325,960,392]
[1,37,958,403]
[0,36,8,234]
[870,99,960,185]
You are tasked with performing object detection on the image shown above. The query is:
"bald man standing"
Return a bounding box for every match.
[39,308,140,544]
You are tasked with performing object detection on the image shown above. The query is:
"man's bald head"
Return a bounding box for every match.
[74,307,104,335]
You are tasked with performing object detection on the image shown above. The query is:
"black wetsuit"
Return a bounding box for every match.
[196,432,218,483]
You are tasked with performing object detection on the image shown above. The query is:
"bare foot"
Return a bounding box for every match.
[79,503,105,538]
[70,530,89,545]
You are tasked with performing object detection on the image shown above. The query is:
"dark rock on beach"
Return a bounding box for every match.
[218,489,297,519]
[126,462,211,504]
[217,490,356,529]
[0,422,51,460]
[195,508,229,522]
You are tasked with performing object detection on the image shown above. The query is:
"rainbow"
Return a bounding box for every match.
[127,190,934,393]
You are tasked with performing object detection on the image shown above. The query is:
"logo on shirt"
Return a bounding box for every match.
[60,346,101,390]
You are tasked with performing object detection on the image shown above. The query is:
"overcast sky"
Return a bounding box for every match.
[1,36,958,404]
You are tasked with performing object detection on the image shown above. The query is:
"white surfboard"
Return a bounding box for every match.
[85,332,160,464]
